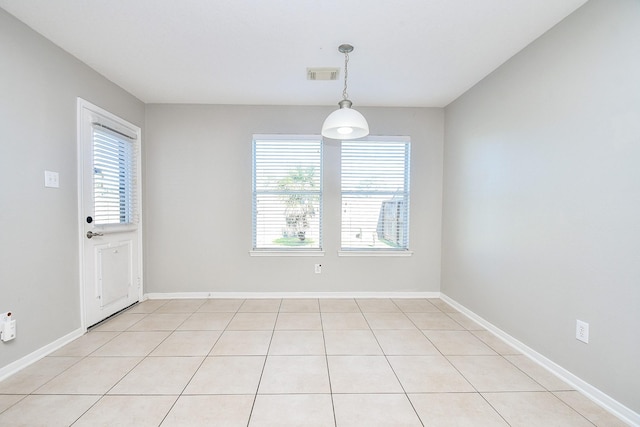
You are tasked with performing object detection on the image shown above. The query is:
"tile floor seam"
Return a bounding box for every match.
[99,352,152,395]
[503,354,574,393]
[360,304,426,427]
[319,307,339,427]
[245,299,282,427]
[550,391,605,427]
[436,348,490,417]
[506,357,554,391]
[26,357,85,396]
[0,395,27,415]
[68,395,102,427]
[477,390,520,427]
[64,329,125,357]
[88,314,202,417]
[143,394,180,427]
[73,296,169,427]
[170,333,224,396]
[443,311,466,329]
[481,390,601,427]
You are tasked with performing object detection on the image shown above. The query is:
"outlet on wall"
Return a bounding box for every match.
[44,170,59,188]
[314,264,322,274]
[576,319,589,344]
[0,312,16,342]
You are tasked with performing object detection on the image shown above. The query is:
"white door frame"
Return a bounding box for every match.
[76,98,143,330]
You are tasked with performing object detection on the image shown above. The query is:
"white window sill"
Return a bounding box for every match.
[250,250,325,257]
[338,250,413,257]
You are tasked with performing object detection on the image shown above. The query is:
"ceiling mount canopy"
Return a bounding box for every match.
[321,44,369,140]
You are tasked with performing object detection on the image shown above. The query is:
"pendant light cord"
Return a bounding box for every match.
[342,51,349,101]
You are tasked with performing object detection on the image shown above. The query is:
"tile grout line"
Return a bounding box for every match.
[154,307,231,427]
[401,300,514,427]
[319,299,339,427]
[549,391,600,427]
[433,306,582,426]
[94,299,228,426]
[100,303,205,426]
[244,298,283,427]
[412,316,511,425]
[71,300,177,426]
[35,307,161,426]
[367,298,426,427]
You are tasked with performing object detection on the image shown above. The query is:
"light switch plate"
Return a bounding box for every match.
[44,170,59,188]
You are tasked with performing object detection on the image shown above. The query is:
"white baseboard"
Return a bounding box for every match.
[0,327,84,382]
[440,293,639,427]
[145,291,440,300]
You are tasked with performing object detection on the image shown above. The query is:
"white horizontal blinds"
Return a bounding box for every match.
[92,123,138,225]
[341,138,410,250]
[253,136,322,250]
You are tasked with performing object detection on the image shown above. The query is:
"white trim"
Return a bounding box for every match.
[77,100,87,330]
[338,250,414,257]
[440,293,640,427]
[249,250,325,257]
[253,134,322,141]
[145,291,440,300]
[362,135,411,143]
[0,328,84,382]
[252,135,324,252]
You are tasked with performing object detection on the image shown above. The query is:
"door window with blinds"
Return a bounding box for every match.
[252,135,322,251]
[341,137,410,251]
[91,122,139,226]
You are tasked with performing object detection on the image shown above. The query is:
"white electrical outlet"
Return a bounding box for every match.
[44,170,59,188]
[0,312,16,342]
[314,264,322,274]
[576,320,589,344]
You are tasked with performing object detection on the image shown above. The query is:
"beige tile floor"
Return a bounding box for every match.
[0,298,630,426]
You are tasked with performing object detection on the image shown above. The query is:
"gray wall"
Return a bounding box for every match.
[0,9,144,368]
[442,0,640,412]
[144,105,443,294]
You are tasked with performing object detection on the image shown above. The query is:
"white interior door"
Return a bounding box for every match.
[78,99,142,328]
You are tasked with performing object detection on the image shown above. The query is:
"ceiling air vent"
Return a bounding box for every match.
[307,67,340,81]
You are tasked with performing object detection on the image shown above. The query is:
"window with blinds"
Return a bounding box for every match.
[341,137,410,250]
[253,135,322,250]
[92,124,138,225]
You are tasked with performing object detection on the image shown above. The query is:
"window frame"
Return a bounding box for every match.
[91,123,138,227]
[338,136,412,256]
[250,134,324,256]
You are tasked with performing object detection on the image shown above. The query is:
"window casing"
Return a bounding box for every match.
[92,124,138,226]
[252,135,323,251]
[341,137,410,251]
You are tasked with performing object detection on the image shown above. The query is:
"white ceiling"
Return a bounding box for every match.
[1,0,587,107]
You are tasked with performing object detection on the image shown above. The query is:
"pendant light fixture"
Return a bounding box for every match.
[321,44,369,140]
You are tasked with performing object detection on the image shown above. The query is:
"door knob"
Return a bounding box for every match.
[86,231,104,239]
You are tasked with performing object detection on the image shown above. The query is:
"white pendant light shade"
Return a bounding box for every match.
[321,100,369,140]
[321,44,369,140]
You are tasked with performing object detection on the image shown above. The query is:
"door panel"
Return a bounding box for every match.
[78,99,142,328]
[97,241,132,308]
